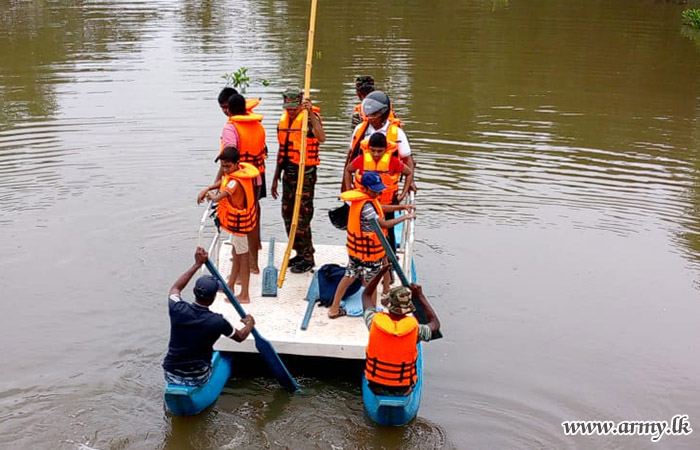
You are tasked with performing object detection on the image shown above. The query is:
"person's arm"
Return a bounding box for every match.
[303,98,326,143]
[343,158,361,192]
[396,128,417,193]
[169,247,208,297]
[407,155,418,192]
[270,155,283,200]
[230,315,255,342]
[206,179,238,203]
[381,203,415,213]
[411,283,440,336]
[396,161,414,203]
[377,211,415,229]
[197,181,221,204]
[362,264,392,311]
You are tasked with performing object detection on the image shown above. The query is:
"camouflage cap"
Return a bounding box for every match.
[381,286,414,315]
[282,88,302,107]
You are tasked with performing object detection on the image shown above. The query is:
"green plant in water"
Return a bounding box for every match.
[222,67,250,92]
[682,9,700,30]
[222,67,270,92]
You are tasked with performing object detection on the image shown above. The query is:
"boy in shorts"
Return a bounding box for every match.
[197,147,259,303]
[328,171,415,318]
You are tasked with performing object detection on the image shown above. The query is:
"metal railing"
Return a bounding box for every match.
[197,202,222,275]
[398,191,416,283]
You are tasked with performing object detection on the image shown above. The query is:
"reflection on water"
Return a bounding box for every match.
[1,0,700,448]
[163,379,448,450]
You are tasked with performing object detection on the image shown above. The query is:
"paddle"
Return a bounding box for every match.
[204,258,299,392]
[261,237,278,297]
[370,218,443,340]
[300,271,320,330]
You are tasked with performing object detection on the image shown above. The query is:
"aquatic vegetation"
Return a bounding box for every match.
[222,67,250,92]
[222,68,270,92]
[682,9,700,29]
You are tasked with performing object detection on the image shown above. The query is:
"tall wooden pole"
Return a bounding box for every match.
[278,0,318,287]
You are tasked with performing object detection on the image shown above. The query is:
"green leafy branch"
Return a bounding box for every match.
[221,67,270,93]
[682,9,700,30]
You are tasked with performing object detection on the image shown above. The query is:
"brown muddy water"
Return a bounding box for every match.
[1,0,699,449]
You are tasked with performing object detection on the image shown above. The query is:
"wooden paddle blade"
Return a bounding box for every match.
[252,329,299,392]
[204,259,300,391]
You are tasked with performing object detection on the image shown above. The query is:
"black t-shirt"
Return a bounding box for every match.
[162,295,234,375]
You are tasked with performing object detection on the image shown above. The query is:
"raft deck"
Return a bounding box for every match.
[211,240,400,360]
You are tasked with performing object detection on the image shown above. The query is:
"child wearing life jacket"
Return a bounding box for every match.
[343,132,413,204]
[344,132,414,293]
[328,171,416,319]
[197,147,259,303]
[221,93,267,275]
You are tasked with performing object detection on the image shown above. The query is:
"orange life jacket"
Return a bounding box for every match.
[245,98,260,114]
[226,113,266,173]
[277,106,321,166]
[349,117,402,163]
[354,139,400,205]
[339,189,386,262]
[365,312,419,388]
[216,162,260,236]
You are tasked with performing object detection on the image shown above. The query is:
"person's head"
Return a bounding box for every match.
[282,88,303,117]
[367,132,387,162]
[215,146,240,174]
[227,93,247,116]
[381,286,414,316]
[355,75,375,101]
[193,275,223,306]
[218,87,238,115]
[360,171,386,198]
[361,90,390,129]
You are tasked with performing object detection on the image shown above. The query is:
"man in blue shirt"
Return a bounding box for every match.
[163,247,254,386]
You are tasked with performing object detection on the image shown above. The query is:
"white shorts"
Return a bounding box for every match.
[231,234,249,255]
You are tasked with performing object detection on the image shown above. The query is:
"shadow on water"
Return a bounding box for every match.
[162,353,451,449]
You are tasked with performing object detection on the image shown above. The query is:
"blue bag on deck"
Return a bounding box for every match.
[317,264,362,307]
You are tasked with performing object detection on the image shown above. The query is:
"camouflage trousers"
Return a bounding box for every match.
[281,165,316,261]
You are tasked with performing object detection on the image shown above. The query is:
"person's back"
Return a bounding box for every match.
[360,267,440,395]
[163,295,232,377]
[366,308,419,387]
[163,248,254,386]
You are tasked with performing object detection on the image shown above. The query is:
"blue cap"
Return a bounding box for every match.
[193,275,223,301]
[361,171,386,192]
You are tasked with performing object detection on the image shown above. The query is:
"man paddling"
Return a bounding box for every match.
[361,264,440,395]
[163,247,255,387]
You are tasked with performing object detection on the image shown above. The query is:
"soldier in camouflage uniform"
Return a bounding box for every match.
[270,89,326,273]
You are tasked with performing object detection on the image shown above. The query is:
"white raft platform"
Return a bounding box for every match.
[211,240,402,360]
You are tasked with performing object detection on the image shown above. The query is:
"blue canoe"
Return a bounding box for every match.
[164,351,232,416]
[362,344,423,426]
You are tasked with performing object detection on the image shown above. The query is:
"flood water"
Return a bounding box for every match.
[1,0,700,448]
